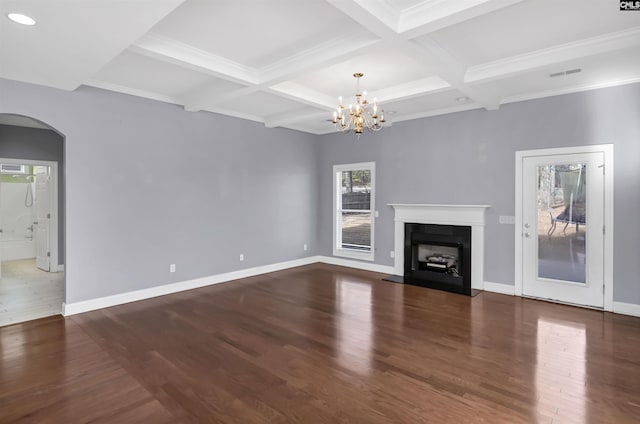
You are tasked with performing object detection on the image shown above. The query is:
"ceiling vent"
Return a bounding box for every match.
[550,68,582,78]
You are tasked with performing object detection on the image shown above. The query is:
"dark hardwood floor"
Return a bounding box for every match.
[1,263,639,423]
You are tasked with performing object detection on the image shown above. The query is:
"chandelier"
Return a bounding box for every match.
[332,73,385,136]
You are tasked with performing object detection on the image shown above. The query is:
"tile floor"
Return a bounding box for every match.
[0,259,64,327]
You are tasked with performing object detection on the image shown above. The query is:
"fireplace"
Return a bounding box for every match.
[404,223,471,295]
[389,204,490,293]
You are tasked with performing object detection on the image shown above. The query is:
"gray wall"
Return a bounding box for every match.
[0,124,65,265]
[0,78,318,303]
[1,76,638,307]
[316,83,640,305]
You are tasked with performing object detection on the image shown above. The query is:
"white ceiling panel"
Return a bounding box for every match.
[426,0,640,67]
[92,51,214,99]
[0,0,184,90]
[149,0,358,68]
[291,49,434,97]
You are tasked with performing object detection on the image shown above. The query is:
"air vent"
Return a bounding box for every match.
[550,68,582,78]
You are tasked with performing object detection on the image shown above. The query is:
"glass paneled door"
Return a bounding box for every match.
[521,152,605,308]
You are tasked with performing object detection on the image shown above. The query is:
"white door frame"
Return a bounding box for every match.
[0,158,61,272]
[515,144,614,311]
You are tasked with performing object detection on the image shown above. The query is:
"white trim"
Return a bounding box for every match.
[483,281,515,296]
[317,255,395,275]
[515,144,614,311]
[62,256,320,316]
[388,204,490,290]
[465,27,640,84]
[613,302,640,318]
[333,162,376,262]
[0,158,60,271]
[55,255,640,318]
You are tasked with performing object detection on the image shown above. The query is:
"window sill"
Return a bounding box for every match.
[333,248,374,262]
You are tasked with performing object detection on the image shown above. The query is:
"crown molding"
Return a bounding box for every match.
[465,27,640,84]
[500,76,640,105]
[399,0,524,39]
[85,79,182,105]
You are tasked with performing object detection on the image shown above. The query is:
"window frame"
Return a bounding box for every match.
[333,161,375,261]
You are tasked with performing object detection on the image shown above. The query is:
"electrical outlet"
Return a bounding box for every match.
[239,254,244,261]
[303,244,308,251]
[374,210,379,218]
[169,263,176,273]
[390,251,395,258]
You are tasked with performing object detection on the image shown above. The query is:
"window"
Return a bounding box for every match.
[333,162,375,261]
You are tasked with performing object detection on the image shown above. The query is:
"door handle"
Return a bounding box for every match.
[524,223,530,228]
[524,232,531,238]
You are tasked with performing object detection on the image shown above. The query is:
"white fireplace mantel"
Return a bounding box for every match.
[388,204,491,290]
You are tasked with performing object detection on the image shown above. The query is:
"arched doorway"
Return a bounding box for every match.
[0,114,65,326]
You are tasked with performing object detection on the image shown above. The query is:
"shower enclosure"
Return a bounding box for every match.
[0,160,58,274]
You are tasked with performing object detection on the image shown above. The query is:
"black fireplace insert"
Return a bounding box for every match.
[404,223,471,295]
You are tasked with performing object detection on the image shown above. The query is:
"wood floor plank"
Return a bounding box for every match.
[2,263,640,423]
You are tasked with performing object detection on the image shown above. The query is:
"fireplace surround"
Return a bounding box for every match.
[389,204,490,293]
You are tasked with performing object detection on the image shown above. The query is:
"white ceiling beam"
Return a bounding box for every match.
[138,29,384,112]
[465,27,640,84]
[326,0,399,39]
[325,0,501,110]
[132,34,258,85]
[404,38,501,109]
[258,31,382,84]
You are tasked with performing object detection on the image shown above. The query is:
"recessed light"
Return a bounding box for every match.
[7,13,36,26]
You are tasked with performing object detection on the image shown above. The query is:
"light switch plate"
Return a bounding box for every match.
[499,215,516,224]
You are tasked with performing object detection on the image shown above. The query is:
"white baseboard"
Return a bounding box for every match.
[317,255,395,275]
[62,256,319,316]
[483,281,515,295]
[61,255,640,320]
[613,301,640,317]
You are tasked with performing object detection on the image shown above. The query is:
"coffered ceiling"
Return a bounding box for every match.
[2,0,639,134]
